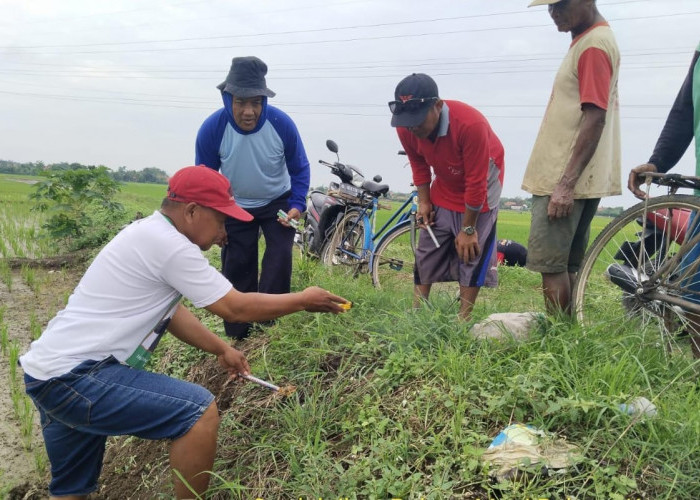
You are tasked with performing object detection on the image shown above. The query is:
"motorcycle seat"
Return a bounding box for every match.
[361,180,390,197]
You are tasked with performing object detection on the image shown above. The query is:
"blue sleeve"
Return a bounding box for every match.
[195,109,228,171]
[267,107,310,213]
[649,50,699,173]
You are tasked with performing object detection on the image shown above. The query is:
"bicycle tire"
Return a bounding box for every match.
[572,194,700,354]
[371,222,460,306]
[321,210,366,276]
[371,222,417,298]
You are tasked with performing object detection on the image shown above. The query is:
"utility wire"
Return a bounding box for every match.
[2,11,698,55]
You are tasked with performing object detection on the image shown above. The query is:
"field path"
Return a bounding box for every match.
[0,267,81,492]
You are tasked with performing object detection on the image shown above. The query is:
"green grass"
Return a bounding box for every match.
[169,262,699,499]
[2,174,698,498]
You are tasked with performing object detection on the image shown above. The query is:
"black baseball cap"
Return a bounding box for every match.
[389,73,440,128]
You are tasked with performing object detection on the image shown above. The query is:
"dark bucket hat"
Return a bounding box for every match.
[217,56,276,98]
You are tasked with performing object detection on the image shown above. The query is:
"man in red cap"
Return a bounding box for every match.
[20,166,348,499]
[389,73,505,322]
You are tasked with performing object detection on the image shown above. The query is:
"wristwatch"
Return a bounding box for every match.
[461,225,476,235]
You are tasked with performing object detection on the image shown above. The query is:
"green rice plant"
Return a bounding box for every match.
[20,396,35,450]
[0,324,8,357]
[34,448,48,476]
[0,259,11,292]
[8,340,20,384]
[21,264,38,294]
[29,310,42,340]
[9,382,22,420]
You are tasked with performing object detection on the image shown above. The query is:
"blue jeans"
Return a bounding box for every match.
[24,356,214,496]
[681,211,700,304]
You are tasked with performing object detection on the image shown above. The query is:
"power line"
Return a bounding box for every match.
[0,89,678,117]
[2,11,698,55]
[0,61,687,81]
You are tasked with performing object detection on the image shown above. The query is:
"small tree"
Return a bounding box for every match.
[31,166,126,251]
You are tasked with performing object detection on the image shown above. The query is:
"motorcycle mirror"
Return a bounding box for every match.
[326,140,339,154]
[373,175,383,183]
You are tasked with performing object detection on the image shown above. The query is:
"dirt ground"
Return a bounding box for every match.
[0,266,81,498]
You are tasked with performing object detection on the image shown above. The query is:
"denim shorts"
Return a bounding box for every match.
[24,356,214,497]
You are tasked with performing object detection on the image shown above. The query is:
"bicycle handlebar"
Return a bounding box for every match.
[640,172,700,191]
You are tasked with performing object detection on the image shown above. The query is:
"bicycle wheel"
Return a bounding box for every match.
[371,222,417,298]
[573,194,700,354]
[321,210,366,276]
[372,222,461,307]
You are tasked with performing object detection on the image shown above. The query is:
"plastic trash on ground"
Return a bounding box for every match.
[618,396,657,418]
[482,423,583,481]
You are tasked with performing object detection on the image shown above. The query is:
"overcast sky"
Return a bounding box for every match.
[1,0,698,208]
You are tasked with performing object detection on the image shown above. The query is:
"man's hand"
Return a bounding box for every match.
[300,286,349,313]
[217,347,250,379]
[279,208,302,227]
[547,182,575,220]
[628,163,657,200]
[455,231,479,264]
[416,202,434,228]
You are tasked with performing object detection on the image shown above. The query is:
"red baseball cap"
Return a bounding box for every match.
[167,166,253,222]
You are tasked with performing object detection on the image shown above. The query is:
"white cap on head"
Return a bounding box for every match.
[528,0,563,6]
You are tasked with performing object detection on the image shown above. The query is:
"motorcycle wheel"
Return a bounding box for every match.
[572,194,700,358]
[321,210,366,276]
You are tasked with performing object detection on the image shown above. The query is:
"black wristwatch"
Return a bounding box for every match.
[461,225,476,235]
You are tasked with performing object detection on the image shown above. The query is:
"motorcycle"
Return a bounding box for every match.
[297,139,382,257]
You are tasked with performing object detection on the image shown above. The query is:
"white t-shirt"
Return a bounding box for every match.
[20,211,233,380]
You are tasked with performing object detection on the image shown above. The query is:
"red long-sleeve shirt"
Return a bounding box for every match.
[397,100,504,213]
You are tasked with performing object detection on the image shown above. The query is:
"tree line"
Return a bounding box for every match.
[0,160,169,184]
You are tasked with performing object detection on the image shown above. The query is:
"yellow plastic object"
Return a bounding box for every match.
[340,301,353,310]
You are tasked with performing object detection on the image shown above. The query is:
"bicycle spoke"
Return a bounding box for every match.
[322,210,366,278]
[573,194,700,362]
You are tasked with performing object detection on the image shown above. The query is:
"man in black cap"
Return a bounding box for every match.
[196,56,311,340]
[389,73,505,321]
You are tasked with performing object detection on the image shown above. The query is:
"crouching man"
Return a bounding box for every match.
[20,165,348,499]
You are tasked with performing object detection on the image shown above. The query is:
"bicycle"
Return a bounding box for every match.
[322,152,455,301]
[572,172,700,357]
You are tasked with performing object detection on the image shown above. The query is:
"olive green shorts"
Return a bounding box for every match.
[526,195,600,274]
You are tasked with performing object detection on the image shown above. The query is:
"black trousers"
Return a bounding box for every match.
[221,193,295,339]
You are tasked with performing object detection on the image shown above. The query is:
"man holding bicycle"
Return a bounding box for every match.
[523,0,621,316]
[389,73,505,321]
[628,41,700,358]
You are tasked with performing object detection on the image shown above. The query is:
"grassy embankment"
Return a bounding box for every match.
[1,173,698,499]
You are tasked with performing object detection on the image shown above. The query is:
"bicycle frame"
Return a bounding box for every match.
[332,191,418,266]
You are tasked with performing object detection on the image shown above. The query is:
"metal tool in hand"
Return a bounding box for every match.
[417,216,440,248]
[240,373,280,391]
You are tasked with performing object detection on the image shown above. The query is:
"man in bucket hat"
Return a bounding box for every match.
[389,73,505,322]
[196,56,311,340]
[522,0,620,316]
[20,166,347,499]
